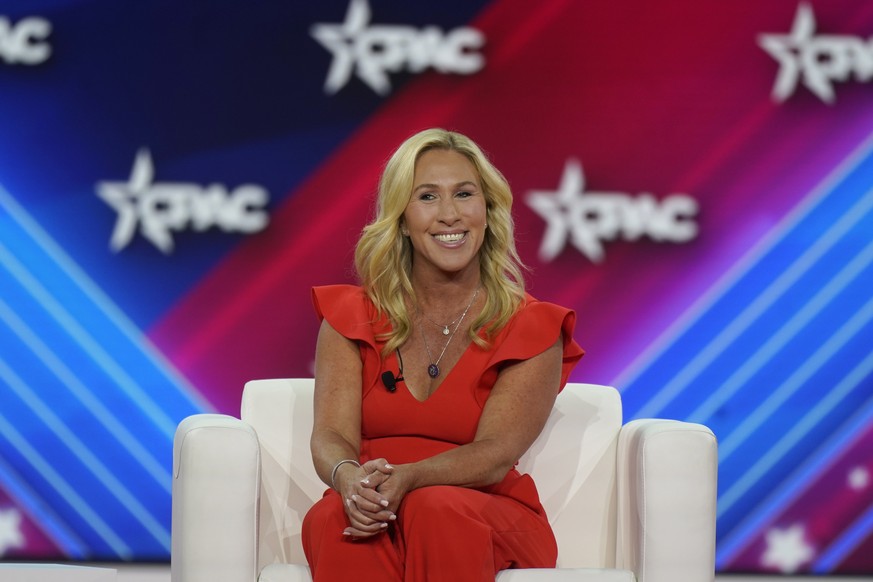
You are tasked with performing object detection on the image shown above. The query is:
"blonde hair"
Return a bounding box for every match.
[354,128,527,354]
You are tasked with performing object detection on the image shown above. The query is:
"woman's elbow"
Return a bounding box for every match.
[483,456,519,486]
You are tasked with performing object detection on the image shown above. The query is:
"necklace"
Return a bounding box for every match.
[422,312,462,336]
[419,287,480,379]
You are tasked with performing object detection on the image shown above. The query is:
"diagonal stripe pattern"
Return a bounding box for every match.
[617,131,873,570]
[0,187,209,559]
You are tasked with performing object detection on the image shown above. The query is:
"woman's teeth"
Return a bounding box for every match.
[434,233,465,243]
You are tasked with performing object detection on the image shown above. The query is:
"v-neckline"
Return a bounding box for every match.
[394,338,475,403]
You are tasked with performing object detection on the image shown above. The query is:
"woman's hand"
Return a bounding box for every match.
[373,464,414,515]
[337,458,396,537]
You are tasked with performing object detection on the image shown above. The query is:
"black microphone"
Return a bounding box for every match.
[382,349,405,392]
[381,371,402,392]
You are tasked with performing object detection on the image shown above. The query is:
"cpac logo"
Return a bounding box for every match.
[0,16,51,65]
[759,2,873,103]
[97,149,270,254]
[311,0,485,95]
[525,160,698,263]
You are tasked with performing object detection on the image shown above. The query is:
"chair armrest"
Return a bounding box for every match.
[615,419,717,582]
[171,414,261,582]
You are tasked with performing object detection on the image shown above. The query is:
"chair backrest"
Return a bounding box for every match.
[241,379,623,572]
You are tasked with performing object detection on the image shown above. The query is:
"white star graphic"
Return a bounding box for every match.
[526,159,606,263]
[758,3,837,103]
[311,0,387,95]
[96,148,167,252]
[761,524,815,573]
[0,507,25,556]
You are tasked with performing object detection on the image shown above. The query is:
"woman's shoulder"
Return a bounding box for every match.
[312,284,369,312]
[482,293,584,389]
[488,293,583,362]
[311,285,382,342]
[513,292,575,322]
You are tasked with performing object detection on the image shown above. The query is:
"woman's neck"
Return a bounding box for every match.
[410,271,481,315]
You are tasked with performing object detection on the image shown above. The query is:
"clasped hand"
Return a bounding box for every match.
[337,458,407,538]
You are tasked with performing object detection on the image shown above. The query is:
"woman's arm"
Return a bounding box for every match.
[311,318,363,484]
[376,336,563,510]
[310,319,394,536]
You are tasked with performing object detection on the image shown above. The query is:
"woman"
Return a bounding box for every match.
[302,128,584,581]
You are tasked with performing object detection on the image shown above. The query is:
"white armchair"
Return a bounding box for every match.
[172,379,717,582]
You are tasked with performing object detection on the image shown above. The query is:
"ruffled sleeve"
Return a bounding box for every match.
[311,285,388,394]
[312,285,381,345]
[485,296,584,391]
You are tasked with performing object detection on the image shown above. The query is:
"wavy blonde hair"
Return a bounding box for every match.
[355,128,527,354]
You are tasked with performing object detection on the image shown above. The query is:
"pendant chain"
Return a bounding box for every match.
[420,287,480,379]
[422,312,461,336]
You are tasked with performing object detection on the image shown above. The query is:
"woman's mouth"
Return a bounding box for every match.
[433,232,467,244]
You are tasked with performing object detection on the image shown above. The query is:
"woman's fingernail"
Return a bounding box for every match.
[380,522,388,529]
[345,498,352,507]
[361,479,370,485]
[380,499,389,507]
[351,495,358,502]
[385,464,394,469]
[343,531,351,536]
[389,514,397,521]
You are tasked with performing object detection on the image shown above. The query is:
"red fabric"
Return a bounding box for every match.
[303,284,584,581]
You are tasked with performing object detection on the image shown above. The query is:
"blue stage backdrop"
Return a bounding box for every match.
[0,0,871,574]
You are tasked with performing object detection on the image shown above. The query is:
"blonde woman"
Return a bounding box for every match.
[303,129,584,581]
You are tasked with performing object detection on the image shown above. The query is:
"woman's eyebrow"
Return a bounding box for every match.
[413,180,479,193]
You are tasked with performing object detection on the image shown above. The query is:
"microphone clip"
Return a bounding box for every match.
[381,349,405,393]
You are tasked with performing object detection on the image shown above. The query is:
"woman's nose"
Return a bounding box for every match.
[438,198,460,222]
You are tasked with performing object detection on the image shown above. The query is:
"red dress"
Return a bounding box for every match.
[302,285,584,581]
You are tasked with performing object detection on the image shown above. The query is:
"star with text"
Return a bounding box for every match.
[525,159,698,263]
[310,0,484,95]
[759,2,873,103]
[96,149,269,254]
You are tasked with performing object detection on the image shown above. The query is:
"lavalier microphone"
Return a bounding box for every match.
[381,371,402,392]
[382,349,405,393]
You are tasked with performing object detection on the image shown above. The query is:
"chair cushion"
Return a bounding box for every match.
[258,563,635,582]
[258,563,311,582]
[517,384,622,567]
[497,568,635,581]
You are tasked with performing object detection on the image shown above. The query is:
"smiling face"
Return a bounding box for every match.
[402,148,488,280]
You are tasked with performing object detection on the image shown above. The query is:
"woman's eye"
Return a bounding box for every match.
[456,190,472,198]
[420,192,436,201]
